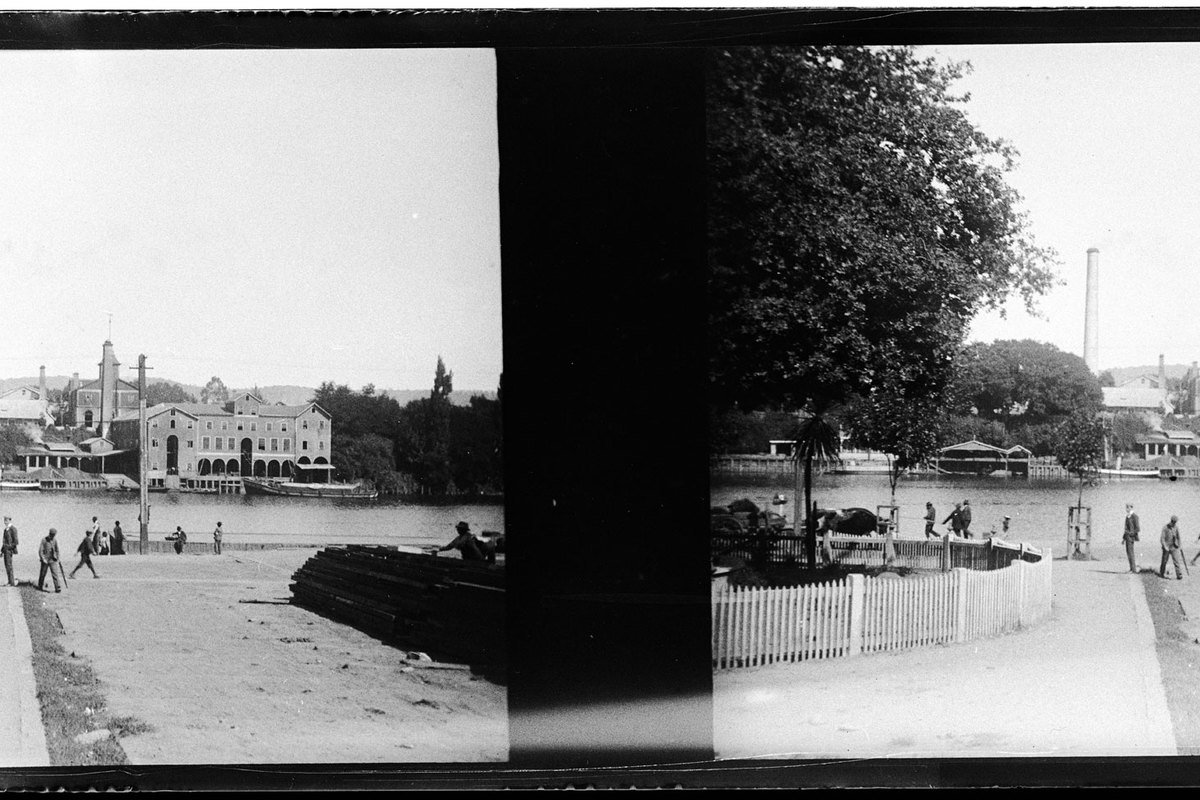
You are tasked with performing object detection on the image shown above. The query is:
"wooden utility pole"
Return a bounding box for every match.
[138,354,149,554]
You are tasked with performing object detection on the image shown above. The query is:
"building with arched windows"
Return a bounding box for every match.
[109,393,334,491]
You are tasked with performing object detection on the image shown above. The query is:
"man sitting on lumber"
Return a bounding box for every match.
[433,521,486,562]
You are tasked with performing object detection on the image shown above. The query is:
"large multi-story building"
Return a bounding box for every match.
[110,391,334,486]
[66,340,139,436]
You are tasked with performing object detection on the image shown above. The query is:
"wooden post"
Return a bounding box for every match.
[847,573,864,656]
[953,567,968,643]
[942,533,951,572]
[138,354,149,555]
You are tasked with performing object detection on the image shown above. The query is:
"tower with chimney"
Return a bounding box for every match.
[1084,248,1099,373]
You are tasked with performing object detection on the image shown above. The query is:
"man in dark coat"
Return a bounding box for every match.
[1161,516,1184,580]
[70,529,99,579]
[960,500,974,539]
[942,503,963,536]
[923,503,937,539]
[436,521,485,561]
[37,529,61,592]
[2,516,18,587]
[1123,504,1141,573]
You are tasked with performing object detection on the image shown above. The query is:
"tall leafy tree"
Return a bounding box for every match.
[954,339,1102,424]
[200,376,230,405]
[145,381,197,406]
[709,45,1056,416]
[1054,410,1107,511]
[0,427,32,466]
[850,375,944,505]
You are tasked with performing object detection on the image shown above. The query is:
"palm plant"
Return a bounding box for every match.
[791,408,841,569]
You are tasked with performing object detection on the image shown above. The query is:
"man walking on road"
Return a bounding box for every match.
[1161,515,1185,580]
[69,529,99,579]
[1123,504,1141,573]
[960,499,974,539]
[1,516,17,587]
[942,503,963,537]
[37,529,61,593]
[924,502,937,539]
[213,521,223,555]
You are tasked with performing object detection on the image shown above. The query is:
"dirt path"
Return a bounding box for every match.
[714,558,1175,760]
[31,549,505,764]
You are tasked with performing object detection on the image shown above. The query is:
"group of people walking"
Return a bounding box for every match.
[1121,503,1200,580]
[31,516,124,592]
[0,515,231,593]
[922,499,1010,540]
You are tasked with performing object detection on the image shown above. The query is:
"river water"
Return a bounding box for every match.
[713,472,1200,558]
[0,491,505,550]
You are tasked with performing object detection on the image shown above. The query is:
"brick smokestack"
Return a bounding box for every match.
[1084,248,1099,373]
[1160,354,1167,396]
[39,366,45,401]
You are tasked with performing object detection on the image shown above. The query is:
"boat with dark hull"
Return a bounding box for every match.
[242,477,378,499]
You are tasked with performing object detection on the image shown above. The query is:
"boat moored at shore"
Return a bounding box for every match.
[242,476,378,499]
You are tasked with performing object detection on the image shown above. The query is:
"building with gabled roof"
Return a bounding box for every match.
[109,398,333,488]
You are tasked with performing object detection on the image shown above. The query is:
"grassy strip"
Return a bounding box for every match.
[1140,574,1200,755]
[19,586,152,765]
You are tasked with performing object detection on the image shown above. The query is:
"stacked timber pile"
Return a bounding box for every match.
[289,545,505,667]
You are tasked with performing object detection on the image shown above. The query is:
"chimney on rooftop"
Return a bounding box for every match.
[39,366,45,401]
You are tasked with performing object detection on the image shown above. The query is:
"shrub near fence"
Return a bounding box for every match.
[711,552,1053,670]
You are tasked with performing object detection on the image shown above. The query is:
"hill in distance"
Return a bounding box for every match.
[0,376,495,407]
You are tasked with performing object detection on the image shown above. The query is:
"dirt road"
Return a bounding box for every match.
[30,548,506,764]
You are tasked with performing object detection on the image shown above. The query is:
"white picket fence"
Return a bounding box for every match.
[711,551,1053,670]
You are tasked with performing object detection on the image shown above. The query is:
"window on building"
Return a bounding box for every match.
[206,421,213,430]
[302,441,309,450]
[228,438,235,449]
[283,440,291,452]
[187,440,194,448]
[202,437,210,449]
[169,419,176,429]
[258,438,265,451]
[281,423,288,432]
[214,438,222,451]
[319,441,325,451]
[151,438,159,448]
[171,409,176,416]
[266,422,272,432]
[187,422,193,429]
[302,420,308,430]
[251,422,257,432]
[222,422,228,431]
[271,438,278,452]
[319,421,325,430]
[152,421,158,429]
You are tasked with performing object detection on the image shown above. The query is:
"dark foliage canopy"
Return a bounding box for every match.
[708,46,1057,416]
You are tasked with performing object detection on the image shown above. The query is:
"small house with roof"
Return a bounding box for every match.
[935,440,1032,476]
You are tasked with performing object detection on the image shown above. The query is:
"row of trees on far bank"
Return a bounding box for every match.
[712,338,1115,461]
[311,357,502,496]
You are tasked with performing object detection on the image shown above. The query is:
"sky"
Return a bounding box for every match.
[0,49,501,391]
[918,43,1200,372]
